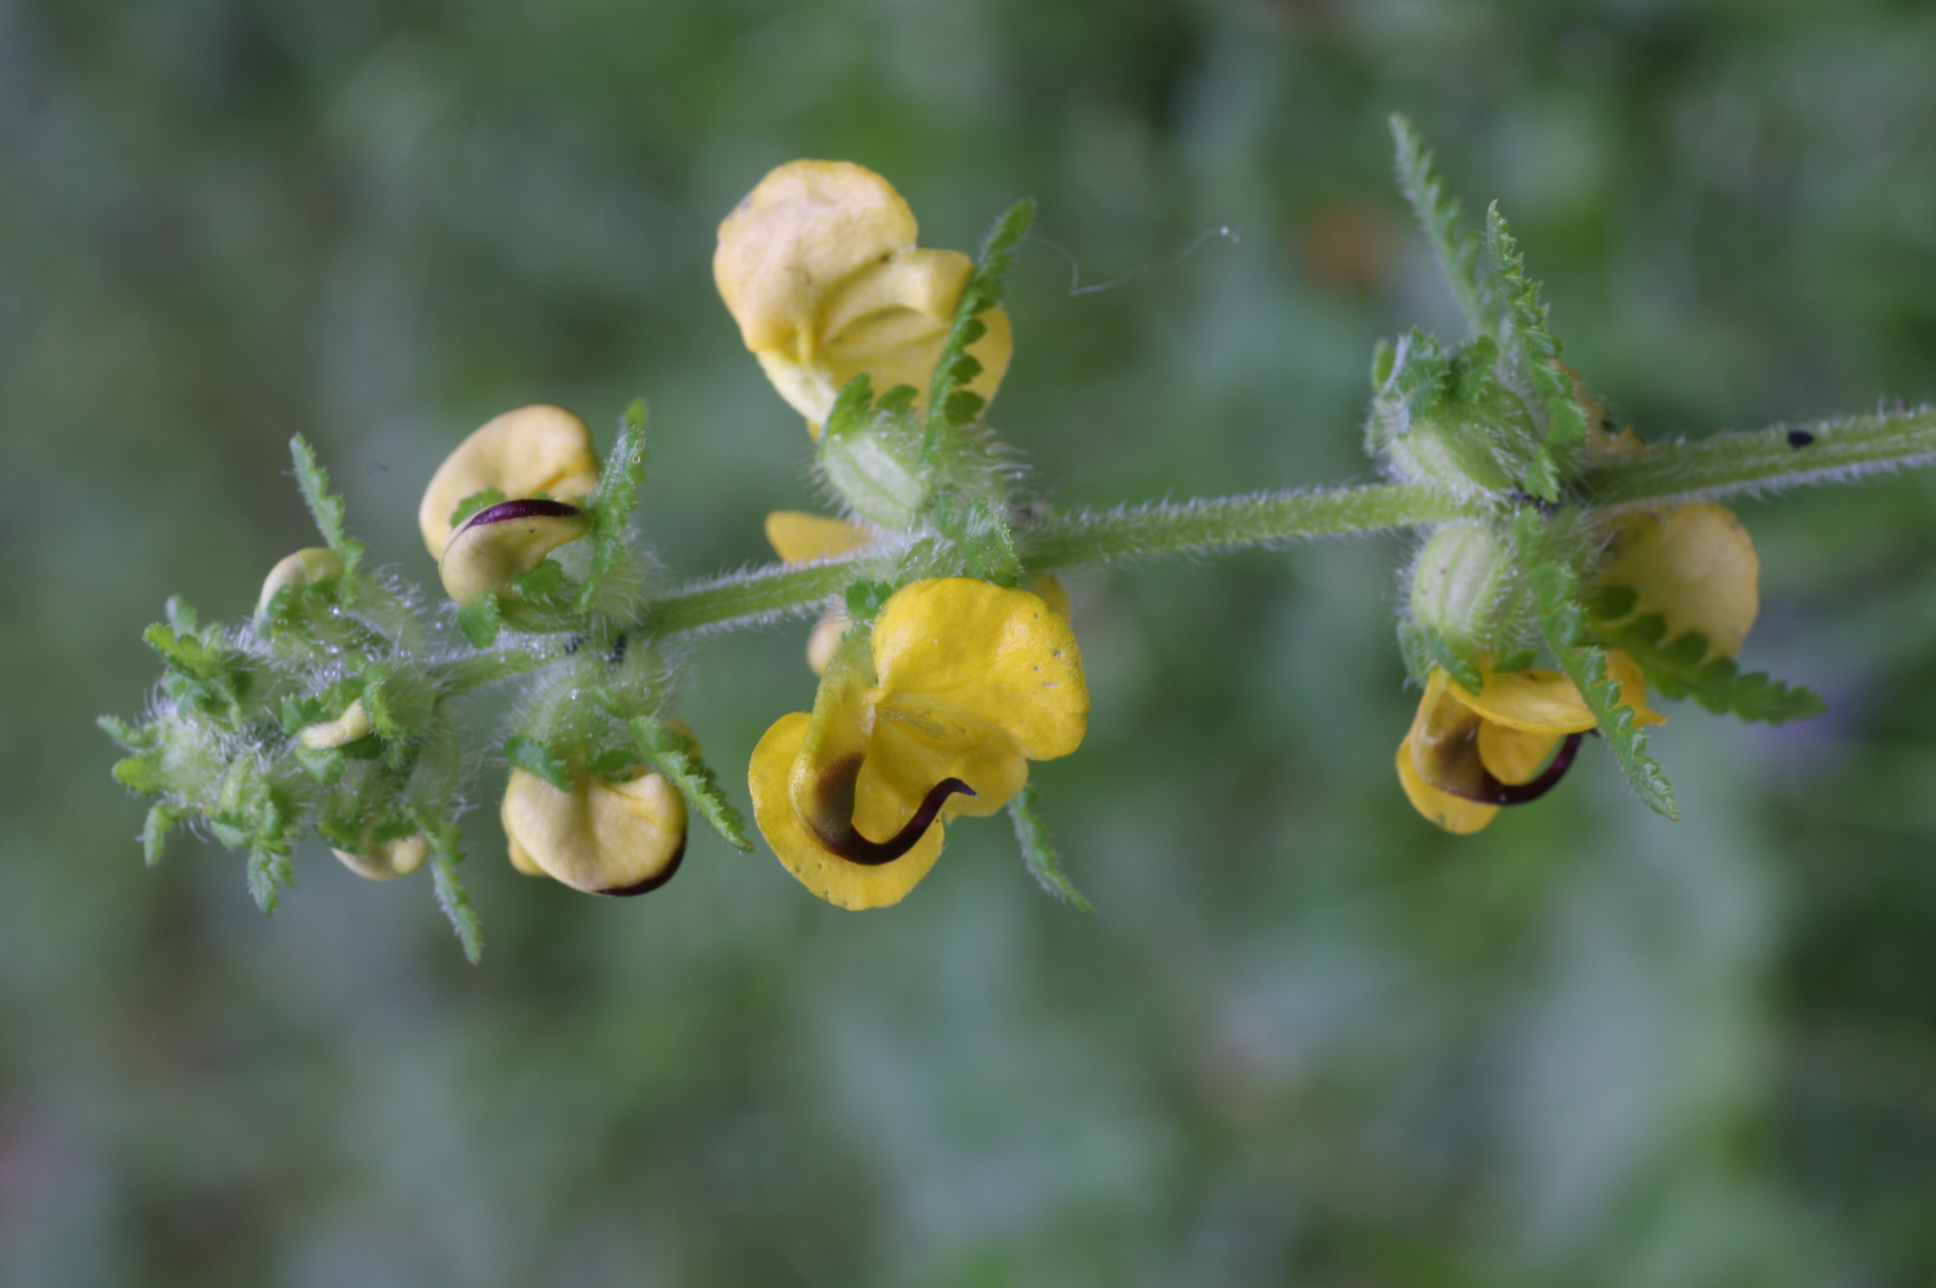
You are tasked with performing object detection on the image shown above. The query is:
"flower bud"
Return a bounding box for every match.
[256,548,343,621]
[438,499,590,606]
[418,405,600,558]
[500,765,688,896]
[299,698,373,749]
[331,834,428,881]
[1410,521,1516,656]
[817,428,926,530]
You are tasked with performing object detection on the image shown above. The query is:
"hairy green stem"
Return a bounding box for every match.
[1017,483,1471,569]
[441,403,1936,676]
[1582,405,1936,505]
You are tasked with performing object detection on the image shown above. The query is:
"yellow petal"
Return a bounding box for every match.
[806,612,848,675]
[715,160,1012,431]
[418,405,600,558]
[1406,669,1490,799]
[506,832,544,877]
[1025,572,1071,619]
[500,767,687,896]
[437,500,590,606]
[861,714,1029,823]
[332,834,429,881]
[1605,650,1667,726]
[765,511,873,564]
[1397,736,1497,834]
[1452,667,1598,735]
[870,579,1088,762]
[716,161,919,356]
[1476,723,1564,786]
[1597,502,1759,660]
[750,711,942,910]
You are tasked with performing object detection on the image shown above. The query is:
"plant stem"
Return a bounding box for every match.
[454,402,1936,659]
[1017,483,1472,569]
[1582,405,1936,505]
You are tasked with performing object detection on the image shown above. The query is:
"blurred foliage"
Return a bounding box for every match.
[7,0,1936,1283]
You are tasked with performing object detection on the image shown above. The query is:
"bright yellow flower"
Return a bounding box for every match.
[501,765,688,896]
[763,511,1073,674]
[1397,654,1664,834]
[1596,501,1759,661]
[418,405,600,558]
[715,160,1013,434]
[749,578,1086,909]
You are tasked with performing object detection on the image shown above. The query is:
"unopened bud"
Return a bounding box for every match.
[418,405,600,558]
[331,834,429,881]
[818,430,925,530]
[501,766,688,896]
[299,698,373,749]
[256,548,343,622]
[438,499,590,606]
[1410,522,1516,655]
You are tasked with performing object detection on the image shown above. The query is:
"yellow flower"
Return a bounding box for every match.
[1595,501,1759,661]
[501,765,688,896]
[715,160,1013,434]
[748,578,1086,909]
[418,405,600,559]
[1397,655,1665,834]
[763,511,1073,674]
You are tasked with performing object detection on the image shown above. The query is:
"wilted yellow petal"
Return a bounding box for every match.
[1453,667,1597,734]
[1598,502,1759,660]
[765,511,873,564]
[500,767,687,896]
[1397,737,1498,834]
[870,579,1087,762]
[749,712,942,910]
[418,405,600,558]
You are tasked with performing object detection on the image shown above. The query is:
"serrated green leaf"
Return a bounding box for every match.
[573,400,651,612]
[294,745,347,784]
[823,372,878,441]
[1534,563,1676,819]
[1591,612,1826,726]
[458,594,503,647]
[1522,448,1561,503]
[289,434,365,574]
[1008,784,1091,913]
[1395,622,1434,687]
[246,846,293,914]
[141,803,179,867]
[630,717,754,851]
[1493,648,1538,673]
[1417,622,1484,692]
[505,733,572,792]
[449,487,507,528]
[1390,115,1488,339]
[510,558,569,603]
[97,713,154,752]
[425,833,483,964]
[112,752,166,796]
[922,197,1035,458]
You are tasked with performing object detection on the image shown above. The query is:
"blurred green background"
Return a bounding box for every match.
[7,0,1936,1283]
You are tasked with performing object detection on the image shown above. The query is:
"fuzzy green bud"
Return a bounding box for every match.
[1410,521,1517,657]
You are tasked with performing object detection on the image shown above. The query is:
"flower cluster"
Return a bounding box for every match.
[105,127,1855,962]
